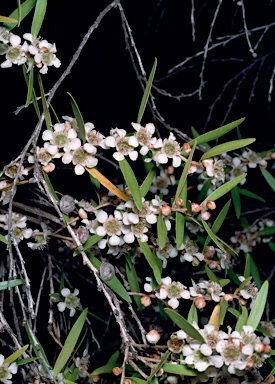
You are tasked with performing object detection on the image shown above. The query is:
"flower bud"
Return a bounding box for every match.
[141,295,151,307]
[175,198,184,207]
[208,261,218,269]
[201,211,211,220]
[191,203,201,213]
[60,194,75,214]
[161,205,171,216]
[78,208,88,219]
[206,200,216,210]
[246,359,254,369]
[182,142,191,155]
[146,329,161,344]
[112,367,121,376]
[167,375,179,384]
[42,162,55,173]
[224,293,234,302]
[264,344,271,354]
[167,165,174,175]
[91,375,100,383]
[254,341,264,353]
[156,368,164,376]
[195,297,206,309]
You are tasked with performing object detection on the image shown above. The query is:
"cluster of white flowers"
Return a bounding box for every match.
[0,27,61,73]
[0,212,32,244]
[144,274,259,310]
[0,354,18,384]
[231,218,274,253]
[166,324,271,379]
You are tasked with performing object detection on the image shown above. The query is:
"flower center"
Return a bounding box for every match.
[54,131,68,147]
[136,128,150,146]
[7,46,21,61]
[0,365,9,380]
[167,285,181,298]
[65,294,78,308]
[42,51,54,65]
[163,141,177,157]
[116,137,133,155]
[104,218,121,236]
[222,343,241,362]
[73,147,87,164]
[131,218,146,236]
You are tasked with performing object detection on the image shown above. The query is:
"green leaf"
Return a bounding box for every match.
[125,255,142,311]
[0,16,18,23]
[174,140,197,202]
[164,308,205,343]
[3,0,36,30]
[227,268,241,285]
[187,302,198,325]
[127,378,147,384]
[157,215,168,250]
[191,126,211,149]
[88,253,131,302]
[24,325,49,366]
[188,118,245,146]
[219,300,228,325]
[231,186,241,219]
[147,350,170,381]
[228,308,241,318]
[4,344,29,364]
[203,199,231,250]
[119,159,142,211]
[25,65,34,108]
[17,357,39,365]
[246,280,269,331]
[250,255,262,289]
[137,57,157,124]
[257,226,275,237]
[107,350,120,364]
[140,168,156,198]
[38,73,52,131]
[244,253,251,278]
[137,239,162,284]
[53,308,88,378]
[238,188,265,203]
[73,234,104,256]
[205,264,219,283]
[238,276,252,291]
[261,168,275,193]
[91,363,117,375]
[202,220,226,253]
[22,65,40,118]
[17,0,22,26]
[163,363,198,376]
[236,306,248,333]
[200,138,255,160]
[42,171,59,202]
[67,92,86,144]
[204,173,246,202]
[31,0,47,37]
[219,279,230,288]
[0,279,25,290]
[0,233,8,244]
[268,241,275,253]
[175,179,187,248]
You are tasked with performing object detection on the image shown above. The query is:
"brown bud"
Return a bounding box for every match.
[175,198,184,207]
[224,293,234,302]
[112,367,121,376]
[161,205,171,216]
[141,295,151,307]
[191,203,201,213]
[195,297,206,309]
[264,344,271,354]
[206,200,216,210]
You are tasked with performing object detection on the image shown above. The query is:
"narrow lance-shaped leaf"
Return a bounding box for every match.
[231,185,241,219]
[25,65,34,107]
[176,182,187,248]
[22,65,40,118]
[204,173,246,202]
[157,215,168,250]
[188,118,245,146]
[239,188,265,203]
[140,168,156,198]
[0,279,25,290]
[0,233,8,245]
[219,300,228,325]
[147,350,171,381]
[246,280,269,330]
[53,308,88,377]
[205,264,219,283]
[3,0,36,31]
[17,0,22,26]
[187,302,198,325]
[208,304,220,330]
[164,308,205,343]
[125,254,142,311]
[0,16,18,23]
[261,168,275,193]
[174,140,197,202]
[38,73,52,131]
[119,159,142,211]
[203,199,231,250]
[67,92,86,144]
[201,138,255,160]
[244,253,251,279]
[236,306,248,333]
[137,57,157,124]
[162,363,198,376]
[31,0,47,37]
[202,220,226,253]
[137,239,162,284]
[4,344,29,364]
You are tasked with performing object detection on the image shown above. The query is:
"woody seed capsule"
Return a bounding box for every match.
[60,194,75,214]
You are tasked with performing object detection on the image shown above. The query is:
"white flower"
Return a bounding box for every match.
[150,170,176,195]
[152,133,182,167]
[70,146,98,175]
[105,128,139,161]
[156,276,190,309]
[179,239,204,263]
[203,158,225,185]
[0,354,18,384]
[242,149,267,168]
[1,33,27,68]
[229,157,247,184]
[132,122,155,155]
[156,242,178,268]
[57,288,80,317]
[33,38,61,74]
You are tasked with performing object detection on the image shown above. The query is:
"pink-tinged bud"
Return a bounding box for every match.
[239,298,247,306]
[156,368,164,376]
[141,295,151,307]
[204,246,215,258]
[42,162,55,173]
[254,341,265,353]
[264,344,271,354]
[124,380,132,384]
[188,165,197,174]
[201,211,211,220]
[175,198,184,207]
[112,367,122,376]
[161,205,171,216]
[182,143,191,155]
[206,200,216,210]
[246,359,254,369]
[146,329,161,344]
[195,297,206,309]
[208,261,218,269]
[224,293,234,302]
[191,203,201,213]
[78,208,88,219]
[167,165,174,175]
[91,375,100,383]
[260,160,268,169]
